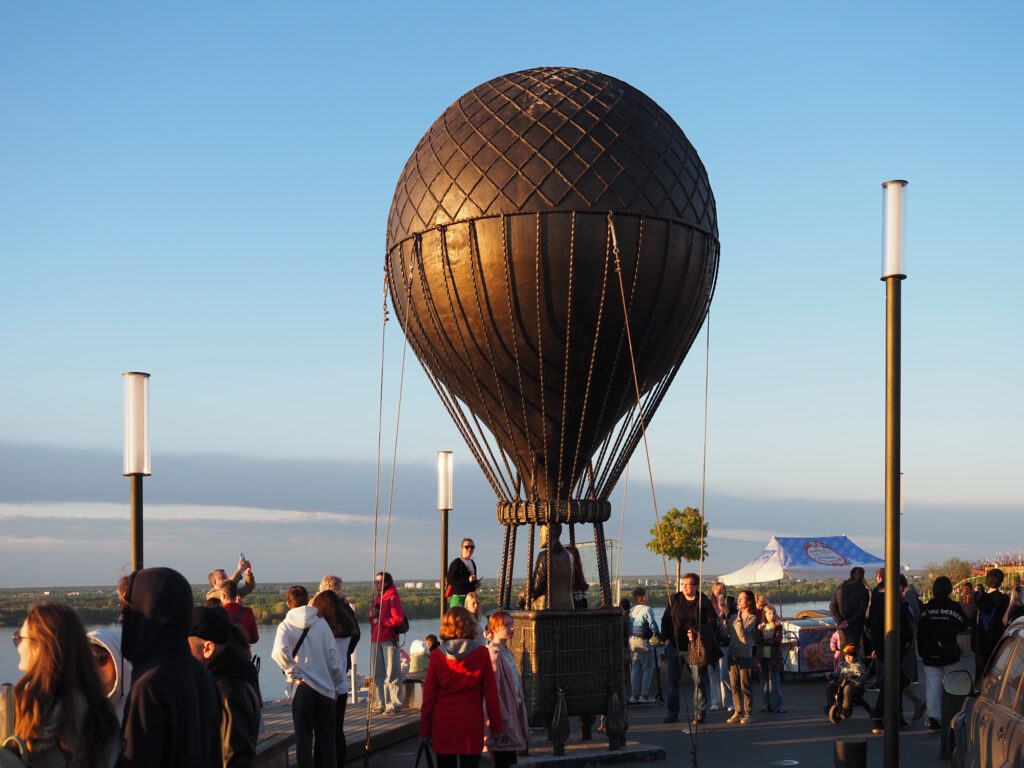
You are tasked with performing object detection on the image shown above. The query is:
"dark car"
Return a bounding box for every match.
[952,616,1024,767]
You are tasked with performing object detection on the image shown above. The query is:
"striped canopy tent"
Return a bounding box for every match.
[718,535,884,585]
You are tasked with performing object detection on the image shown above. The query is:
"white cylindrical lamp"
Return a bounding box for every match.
[123,372,151,476]
[881,179,908,279]
[437,450,453,511]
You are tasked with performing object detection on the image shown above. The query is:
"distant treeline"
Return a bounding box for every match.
[1,573,963,627]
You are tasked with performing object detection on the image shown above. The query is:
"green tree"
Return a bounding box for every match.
[646,506,708,591]
[925,557,973,585]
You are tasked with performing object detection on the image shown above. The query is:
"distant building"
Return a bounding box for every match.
[434,581,441,589]
[403,582,416,589]
[415,582,423,589]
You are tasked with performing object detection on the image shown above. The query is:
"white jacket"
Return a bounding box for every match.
[271,605,344,700]
[88,628,132,724]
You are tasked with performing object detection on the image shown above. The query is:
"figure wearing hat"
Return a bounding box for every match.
[190,606,262,768]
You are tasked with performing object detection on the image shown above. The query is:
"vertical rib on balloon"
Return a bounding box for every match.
[466,220,518,487]
[533,212,548,500]
[501,214,531,502]
[556,211,575,501]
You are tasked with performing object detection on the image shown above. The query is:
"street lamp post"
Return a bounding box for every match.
[437,450,453,622]
[123,372,151,572]
[881,179,907,768]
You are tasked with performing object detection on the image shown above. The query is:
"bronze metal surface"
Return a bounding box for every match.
[385,67,719,506]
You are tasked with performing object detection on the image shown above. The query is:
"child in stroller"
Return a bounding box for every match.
[827,644,871,723]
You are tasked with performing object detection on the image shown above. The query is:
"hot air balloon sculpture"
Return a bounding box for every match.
[385,67,718,751]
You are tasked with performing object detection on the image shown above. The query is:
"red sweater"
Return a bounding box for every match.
[222,602,259,645]
[420,643,502,755]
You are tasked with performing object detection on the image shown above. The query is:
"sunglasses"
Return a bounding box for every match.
[463,544,475,550]
[91,646,111,664]
[11,632,30,648]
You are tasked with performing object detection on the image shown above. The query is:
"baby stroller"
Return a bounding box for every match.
[827,674,872,724]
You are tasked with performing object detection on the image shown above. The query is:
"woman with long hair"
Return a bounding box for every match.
[369,571,406,715]
[484,611,530,768]
[311,589,358,767]
[420,607,502,768]
[756,604,786,713]
[464,592,485,639]
[11,602,119,768]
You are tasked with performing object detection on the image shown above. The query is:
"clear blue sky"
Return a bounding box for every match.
[1,3,1021,588]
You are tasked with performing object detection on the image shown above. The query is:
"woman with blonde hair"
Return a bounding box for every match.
[420,607,502,767]
[465,591,484,637]
[10,602,119,768]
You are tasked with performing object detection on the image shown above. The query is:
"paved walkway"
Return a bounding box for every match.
[350,677,952,767]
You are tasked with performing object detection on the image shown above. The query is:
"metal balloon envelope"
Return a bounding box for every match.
[385,67,719,518]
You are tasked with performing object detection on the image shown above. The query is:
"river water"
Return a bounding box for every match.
[0,600,828,699]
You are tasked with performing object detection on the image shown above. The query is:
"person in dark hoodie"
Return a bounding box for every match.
[972,567,1010,688]
[189,607,261,768]
[917,575,969,730]
[117,567,221,768]
[829,566,869,657]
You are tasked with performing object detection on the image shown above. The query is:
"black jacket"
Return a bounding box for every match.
[917,596,968,667]
[661,591,718,658]
[971,588,1010,663]
[446,557,479,596]
[865,586,912,660]
[117,568,222,768]
[830,579,869,632]
[208,647,261,768]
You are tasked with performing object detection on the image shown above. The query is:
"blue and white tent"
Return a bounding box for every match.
[718,535,884,585]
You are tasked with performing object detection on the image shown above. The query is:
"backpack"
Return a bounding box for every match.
[396,611,410,637]
[977,604,998,633]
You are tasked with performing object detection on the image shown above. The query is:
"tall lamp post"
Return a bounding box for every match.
[437,450,453,622]
[881,179,907,767]
[123,372,151,572]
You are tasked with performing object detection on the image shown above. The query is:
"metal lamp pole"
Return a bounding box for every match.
[881,180,907,768]
[437,451,453,622]
[123,372,151,572]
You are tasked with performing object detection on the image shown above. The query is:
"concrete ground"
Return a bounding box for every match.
[353,676,953,768]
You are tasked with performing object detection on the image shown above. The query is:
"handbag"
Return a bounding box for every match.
[689,630,708,668]
[0,737,30,768]
[414,741,435,768]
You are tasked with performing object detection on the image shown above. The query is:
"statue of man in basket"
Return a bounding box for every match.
[519,523,574,610]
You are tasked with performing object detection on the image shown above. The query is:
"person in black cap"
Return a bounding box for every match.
[117,567,221,768]
[189,606,262,768]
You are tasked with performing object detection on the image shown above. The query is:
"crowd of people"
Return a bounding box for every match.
[5,539,1020,767]
[827,564,1021,733]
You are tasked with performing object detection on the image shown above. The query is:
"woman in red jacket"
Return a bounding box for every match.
[370,571,405,714]
[420,606,502,768]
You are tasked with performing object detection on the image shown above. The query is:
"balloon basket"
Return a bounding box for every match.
[508,608,627,749]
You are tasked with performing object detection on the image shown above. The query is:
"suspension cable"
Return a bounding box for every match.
[363,274,411,762]
[607,213,672,601]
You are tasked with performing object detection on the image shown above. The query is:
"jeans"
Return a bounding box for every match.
[728,656,752,716]
[292,682,336,768]
[923,663,956,720]
[709,645,732,709]
[374,642,403,712]
[664,642,710,716]
[761,667,784,711]
[629,637,655,698]
[314,694,349,768]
